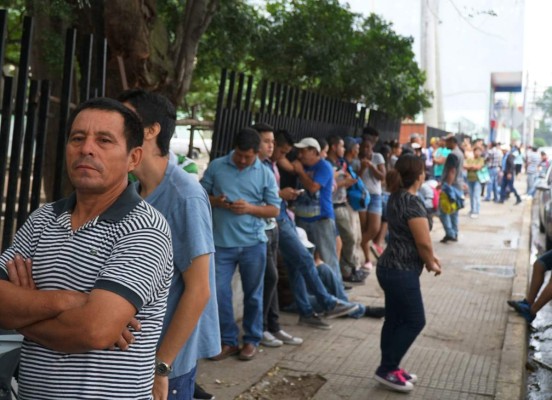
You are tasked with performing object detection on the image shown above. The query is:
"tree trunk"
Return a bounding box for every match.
[103,0,219,105]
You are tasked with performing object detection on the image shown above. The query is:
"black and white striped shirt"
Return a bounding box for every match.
[0,185,173,400]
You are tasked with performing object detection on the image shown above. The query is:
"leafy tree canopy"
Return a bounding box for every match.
[194,0,431,119]
[0,0,431,119]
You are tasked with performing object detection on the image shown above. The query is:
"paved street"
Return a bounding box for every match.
[196,187,530,399]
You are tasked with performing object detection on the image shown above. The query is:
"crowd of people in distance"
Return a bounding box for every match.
[0,89,544,398]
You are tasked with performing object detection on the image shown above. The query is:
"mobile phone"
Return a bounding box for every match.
[296,189,305,195]
[224,199,234,205]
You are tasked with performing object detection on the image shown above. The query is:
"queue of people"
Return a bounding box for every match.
[1,89,541,398]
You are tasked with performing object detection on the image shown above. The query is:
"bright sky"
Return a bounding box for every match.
[342,0,550,130]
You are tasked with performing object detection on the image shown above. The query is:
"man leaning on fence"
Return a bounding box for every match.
[0,98,174,399]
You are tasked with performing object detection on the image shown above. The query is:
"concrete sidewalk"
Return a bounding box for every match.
[197,193,531,399]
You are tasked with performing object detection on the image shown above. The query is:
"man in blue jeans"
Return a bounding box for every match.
[293,138,348,293]
[201,128,280,362]
[439,134,465,243]
[120,89,220,400]
[270,131,359,329]
[484,142,502,202]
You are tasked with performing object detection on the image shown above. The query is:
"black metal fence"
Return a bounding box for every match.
[211,69,401,159]
[0,10,106,250]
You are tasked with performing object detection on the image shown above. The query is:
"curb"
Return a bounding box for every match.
[495,199,531,400]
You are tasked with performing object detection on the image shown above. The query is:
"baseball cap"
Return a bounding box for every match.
[296,227,315,249]
[294,137,321,152]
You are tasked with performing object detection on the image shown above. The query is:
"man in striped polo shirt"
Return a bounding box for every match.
[0,98,174,399]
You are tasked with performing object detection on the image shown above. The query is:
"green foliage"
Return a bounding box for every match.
[534,137,547,148]
[1,0,430,119]
[0,0,27,66]
[186,0,261,118]
[537,87,552,120]
[190,0,431,119]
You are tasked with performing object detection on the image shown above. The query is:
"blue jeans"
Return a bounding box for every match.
[215,243,266,346]
[439,208,459,239]
[276,215,336,316]
[168,365,197,400]
[527,173,538,197]
[484,167,499,201]
[296,218,348,302]
[313,263,365,318]
[263,227,280,332]
[467,180,481,214]
[376,268,425,374]
[500,174,521,202]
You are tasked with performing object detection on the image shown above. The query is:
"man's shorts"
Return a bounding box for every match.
[538,250,552,271]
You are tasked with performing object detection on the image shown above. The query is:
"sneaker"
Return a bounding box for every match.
[515,198,522,205]
[325,302,359,319]
[299,313,331,330]
[375,369,414,392]
[370,243,384,259]
[194,383,215,400]
[507,299,535,323]
[470,213,479,219]
[343,269,367,283]
[361,261,373,271]
[273,330,303,345]
[398,368,418,384]
[260,331,283,347]
[507,298,529,309]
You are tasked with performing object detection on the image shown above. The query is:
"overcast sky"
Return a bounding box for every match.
[342,0,542,128]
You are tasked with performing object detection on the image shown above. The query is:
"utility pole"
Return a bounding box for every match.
[421,0,444,129]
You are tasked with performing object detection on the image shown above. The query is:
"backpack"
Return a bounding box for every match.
[346,165,371,211]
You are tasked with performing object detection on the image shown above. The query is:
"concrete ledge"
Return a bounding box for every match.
[496,199,531,400]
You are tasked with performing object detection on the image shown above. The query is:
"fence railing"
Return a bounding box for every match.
[211,69,401,160]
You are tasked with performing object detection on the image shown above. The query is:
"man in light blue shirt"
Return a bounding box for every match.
[201,128,280,362]
[120,89,220,400]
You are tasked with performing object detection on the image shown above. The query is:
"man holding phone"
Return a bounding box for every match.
[200,128,280,361]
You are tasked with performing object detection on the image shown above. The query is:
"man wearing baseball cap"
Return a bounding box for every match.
[292,137,347,301]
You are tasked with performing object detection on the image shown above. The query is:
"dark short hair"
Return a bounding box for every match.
[362,125,379,138]
[317,137,328,150]
[234,127,261,152]
[251,122,274,134]
[66,97,144,152]
[117,89,176,156]
[275,129,294,147]
[327,134,343,148]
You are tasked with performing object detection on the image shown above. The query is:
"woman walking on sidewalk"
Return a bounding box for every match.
[374,154,442,393]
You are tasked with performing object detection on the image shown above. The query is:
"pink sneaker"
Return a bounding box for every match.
[398,368,418,384]
[361,261,373,271]
[375,369,414,392]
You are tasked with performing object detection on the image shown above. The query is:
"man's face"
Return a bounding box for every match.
[297,147,319,166]
[348,143,360,158]
[361,140,373,159]
[66,109,140,194]
[333,140,345,158]
[445,139,454,149]
[272,143,292,162]
[258,131,274,160]
[232,147,257,170]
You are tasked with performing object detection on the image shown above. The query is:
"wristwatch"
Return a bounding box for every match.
[155,358,173,377]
